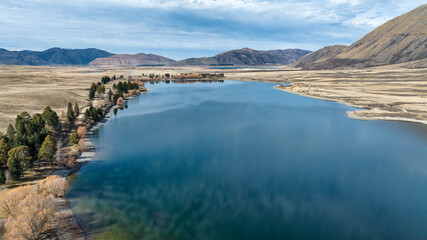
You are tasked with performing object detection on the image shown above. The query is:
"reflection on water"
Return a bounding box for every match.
[68,81,427,240]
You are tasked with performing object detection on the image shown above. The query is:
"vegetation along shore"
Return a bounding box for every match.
[0,70,225,238]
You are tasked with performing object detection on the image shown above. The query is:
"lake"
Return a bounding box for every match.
[68,81,427,240]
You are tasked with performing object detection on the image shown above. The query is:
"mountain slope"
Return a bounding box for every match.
[0,48,114,65]
[89,53,175,67]
[291,45,347,69]
[321,4,427,69]
[170,48,311,66]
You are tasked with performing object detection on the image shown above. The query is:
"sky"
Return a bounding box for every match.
[0,0,424,60]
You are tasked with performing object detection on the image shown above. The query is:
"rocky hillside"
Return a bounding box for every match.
[291,45,347,69]
[318,4,427,69]
[169,48,311,66]
[0,48,114,65]
[89,53,175,67]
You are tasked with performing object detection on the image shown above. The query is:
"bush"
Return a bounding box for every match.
[78,139,89,152]
[66,155,78,168]
[69,132,80,145]
[5,193,54,240]
[76,126,88,138]
[0,185,33,217]
[38,175,69,198]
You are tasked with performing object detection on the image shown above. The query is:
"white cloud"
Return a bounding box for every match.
[0,0,424,58]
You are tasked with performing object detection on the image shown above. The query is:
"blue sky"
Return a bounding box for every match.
[0,0,424,60]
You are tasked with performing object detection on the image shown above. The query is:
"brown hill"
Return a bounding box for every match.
[0,48,114,66]
[89,53,174,67]
[169,48,311,66]
[320,4,427,69]
[291,45,347,69]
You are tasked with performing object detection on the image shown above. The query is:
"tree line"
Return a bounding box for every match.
[0,106,63,182]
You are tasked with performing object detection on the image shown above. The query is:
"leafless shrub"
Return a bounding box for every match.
[0,185,33,217]
[38,175,69,198]
[4,193,54,240]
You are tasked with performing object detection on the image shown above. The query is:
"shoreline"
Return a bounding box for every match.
[57,90,149,239]
[274,85,427,126]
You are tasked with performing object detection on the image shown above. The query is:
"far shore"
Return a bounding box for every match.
[274,85,427,126]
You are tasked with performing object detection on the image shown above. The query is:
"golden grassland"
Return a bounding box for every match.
[0,63,426,133]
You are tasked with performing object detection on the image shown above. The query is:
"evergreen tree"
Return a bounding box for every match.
[0,170,5,185]
[89,87,95,100]
[0,139,12,166]
[67,102,74,122]
[8,146,32,170]
[7,156,22,181]
[42,107,61,131]
[6,124,15,145]
[108,90,113,102]
[38,135,57,167]
[31,114,45,134]
[74,103,79,116]
[97,86,105,94]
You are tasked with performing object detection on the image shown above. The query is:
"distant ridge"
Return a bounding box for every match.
[291,45,347,69]
[169,48,311,66]
[0,48,114,66]
[89,53,175,67]
[311,4,427,69]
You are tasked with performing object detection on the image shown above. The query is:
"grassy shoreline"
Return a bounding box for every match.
[274,84,427,126]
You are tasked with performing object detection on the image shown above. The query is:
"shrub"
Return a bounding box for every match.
[38,175,69,198]
[76,126,88,138]
[5,193,54,240]
[0,185,33,217]
[66,155,78,168]
[78,139,89,152]
[69,132,80,145]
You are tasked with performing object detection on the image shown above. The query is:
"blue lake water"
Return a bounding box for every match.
[68,81,427,240]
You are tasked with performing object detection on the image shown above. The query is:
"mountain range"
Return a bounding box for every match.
[0,48,114,65]
[168,48,311,66]
[89,53,175,67]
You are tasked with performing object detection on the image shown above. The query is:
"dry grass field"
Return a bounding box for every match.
[1,63,426,133]
[222,64,427,124]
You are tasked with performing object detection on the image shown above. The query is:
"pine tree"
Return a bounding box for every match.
[7,156,23,181]
[108,90,113,102]
[42,106,61,131]
[0,170,5,185]
[0,139,11,166]
[67,102,74,122]
[38,135,57,167]
[74,103,79,116]
[8,146,32,170]
[89,88,95,100]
